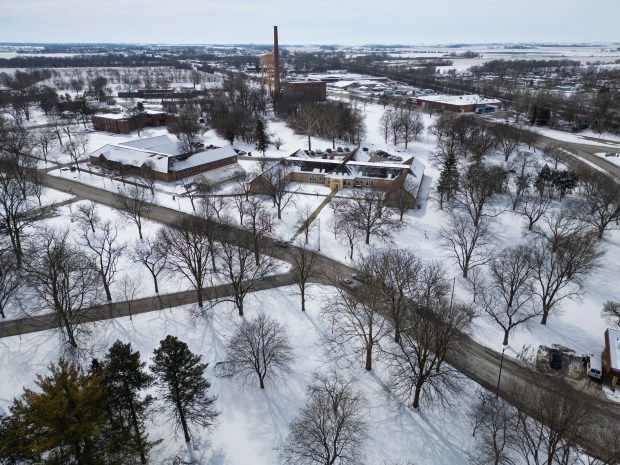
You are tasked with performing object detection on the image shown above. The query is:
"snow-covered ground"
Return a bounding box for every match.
[3,83,620,462]
[0,285,479,465]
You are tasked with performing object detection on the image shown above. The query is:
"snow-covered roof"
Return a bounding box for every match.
[607,328,620,371]
[90,144,171,173]
[415,94,501,105]
[119,135,181,156]
[172,145,237,171]
[93,113,129,120]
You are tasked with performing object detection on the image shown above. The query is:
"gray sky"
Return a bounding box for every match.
[1,0,618,45]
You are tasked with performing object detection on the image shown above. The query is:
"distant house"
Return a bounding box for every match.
[413,94,502,113]
[250,149,425,210]
[88,135,238,182]
[91,110,173,134]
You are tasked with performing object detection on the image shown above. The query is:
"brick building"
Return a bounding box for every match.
[89,135,238,182]
[286,81,327,101]
[91,110,173,134]
[250,149,424,210]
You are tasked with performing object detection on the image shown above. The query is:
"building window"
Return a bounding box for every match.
[365,179,373,186]
[310,175,317,182]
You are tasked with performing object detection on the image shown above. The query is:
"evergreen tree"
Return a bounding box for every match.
[436,151,459,209]
[254,119,270,156]
[151,336,219,460]
[101,341,156,465]
[0,359,108,465]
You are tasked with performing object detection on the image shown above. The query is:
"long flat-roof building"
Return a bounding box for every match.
[414,94,502,113]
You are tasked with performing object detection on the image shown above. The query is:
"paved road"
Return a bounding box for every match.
[2,161,619,459]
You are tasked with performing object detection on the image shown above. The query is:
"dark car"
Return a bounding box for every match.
[549,350,563,370]
[339,278,355,288]
[273,240,289,248]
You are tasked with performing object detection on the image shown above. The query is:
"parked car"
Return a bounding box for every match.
[337,147,343,152]
[326,148,332,153]
[340,277,355,288]
[549,350,563,370]
[316,149,323,155]
[362,147,369,152]
[273,240,289,248]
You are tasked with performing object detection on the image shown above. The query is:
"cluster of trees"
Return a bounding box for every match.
[0,337,219,464]
[276,100,366,150]
[378,107,425,148]
[468,384,620,465]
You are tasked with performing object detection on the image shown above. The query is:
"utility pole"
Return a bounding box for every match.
[495,346,507,398]
[317,218,321,251]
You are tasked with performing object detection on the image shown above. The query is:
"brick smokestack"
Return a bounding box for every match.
[273,26,280,95]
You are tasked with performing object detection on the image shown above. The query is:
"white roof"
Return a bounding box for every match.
[172,145,237,171]
[608,328,620,371]
[415,94,501,105]
[119,135,181,156]
[93,113,129,120]
[90,144,171,173]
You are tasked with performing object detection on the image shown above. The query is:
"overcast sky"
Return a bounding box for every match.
[1,0,618,45]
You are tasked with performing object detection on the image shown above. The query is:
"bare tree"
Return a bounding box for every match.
[116,186,153,240]
[79,219,126,302]
[21,227,100,348]
[242,195,273,266]
[602,301,620,328]
[517,193,552,231]
[290,242,319,312]
[468,389,518,465]
[362,248,422,343]
[513,381,591,465]
[0,161,40,265]
[479,245,540,345]
[330,207,363,260]
[454,162,507,227]
[493,123,522,162]
[217,230,277,316]
[33,128,57,164]
[72,200,100,233]
[291,103,320,151]
[225,312,293,389]
[396,110,424,148]
[531,231,603,325]
[441,213,495,278]
[295,203,317,244]
[62,130,89,172]
[158,217,213,308]
[0,248,21,318]
[509,151,538,211]
[384,297,471,409]
[130,236,169,294]
[574,167,620,239]
[280,372,367,465]
[542,143,567,170]
[259,162,297,219]
[334,189,401,245]
[323,281,388,371]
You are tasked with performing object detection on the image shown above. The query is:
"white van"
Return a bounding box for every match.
[585,354,602,380]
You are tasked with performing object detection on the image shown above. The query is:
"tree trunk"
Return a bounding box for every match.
[103,280,112,302]
[128,396,147,464]
[365,345,372,371]
[503,329,509,346]
[412,380,423,409]
[365,229,371,245]
[238,296,244,317]
[196,287,204,308]
[259,376,265,389]
[541,310,549,325]
[301,287,306,312]
[152,274,159,294]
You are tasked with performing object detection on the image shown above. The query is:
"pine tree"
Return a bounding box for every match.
[0,359,108,465]
[101,340,156,465]
[254,119,270,156]
[151,336,219,460]
[437,151,459,209]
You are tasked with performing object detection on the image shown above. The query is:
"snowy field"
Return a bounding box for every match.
[0,285,479,465]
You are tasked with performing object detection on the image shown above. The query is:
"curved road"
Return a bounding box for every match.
[1,158,619,459]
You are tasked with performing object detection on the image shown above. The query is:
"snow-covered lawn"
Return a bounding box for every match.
[0,285,478,465]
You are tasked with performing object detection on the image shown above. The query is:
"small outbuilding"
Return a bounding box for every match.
[604,328,620,385]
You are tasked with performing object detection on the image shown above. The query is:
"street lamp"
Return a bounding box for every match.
[496,345,508,398]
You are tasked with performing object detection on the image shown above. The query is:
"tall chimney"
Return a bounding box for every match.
[273,26,280,95]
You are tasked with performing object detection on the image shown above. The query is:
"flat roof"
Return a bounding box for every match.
[415,94,501,105]
[608,328,620,371]
[93,113,129,120]
[119,135,180,156]
[172,145,237,171]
